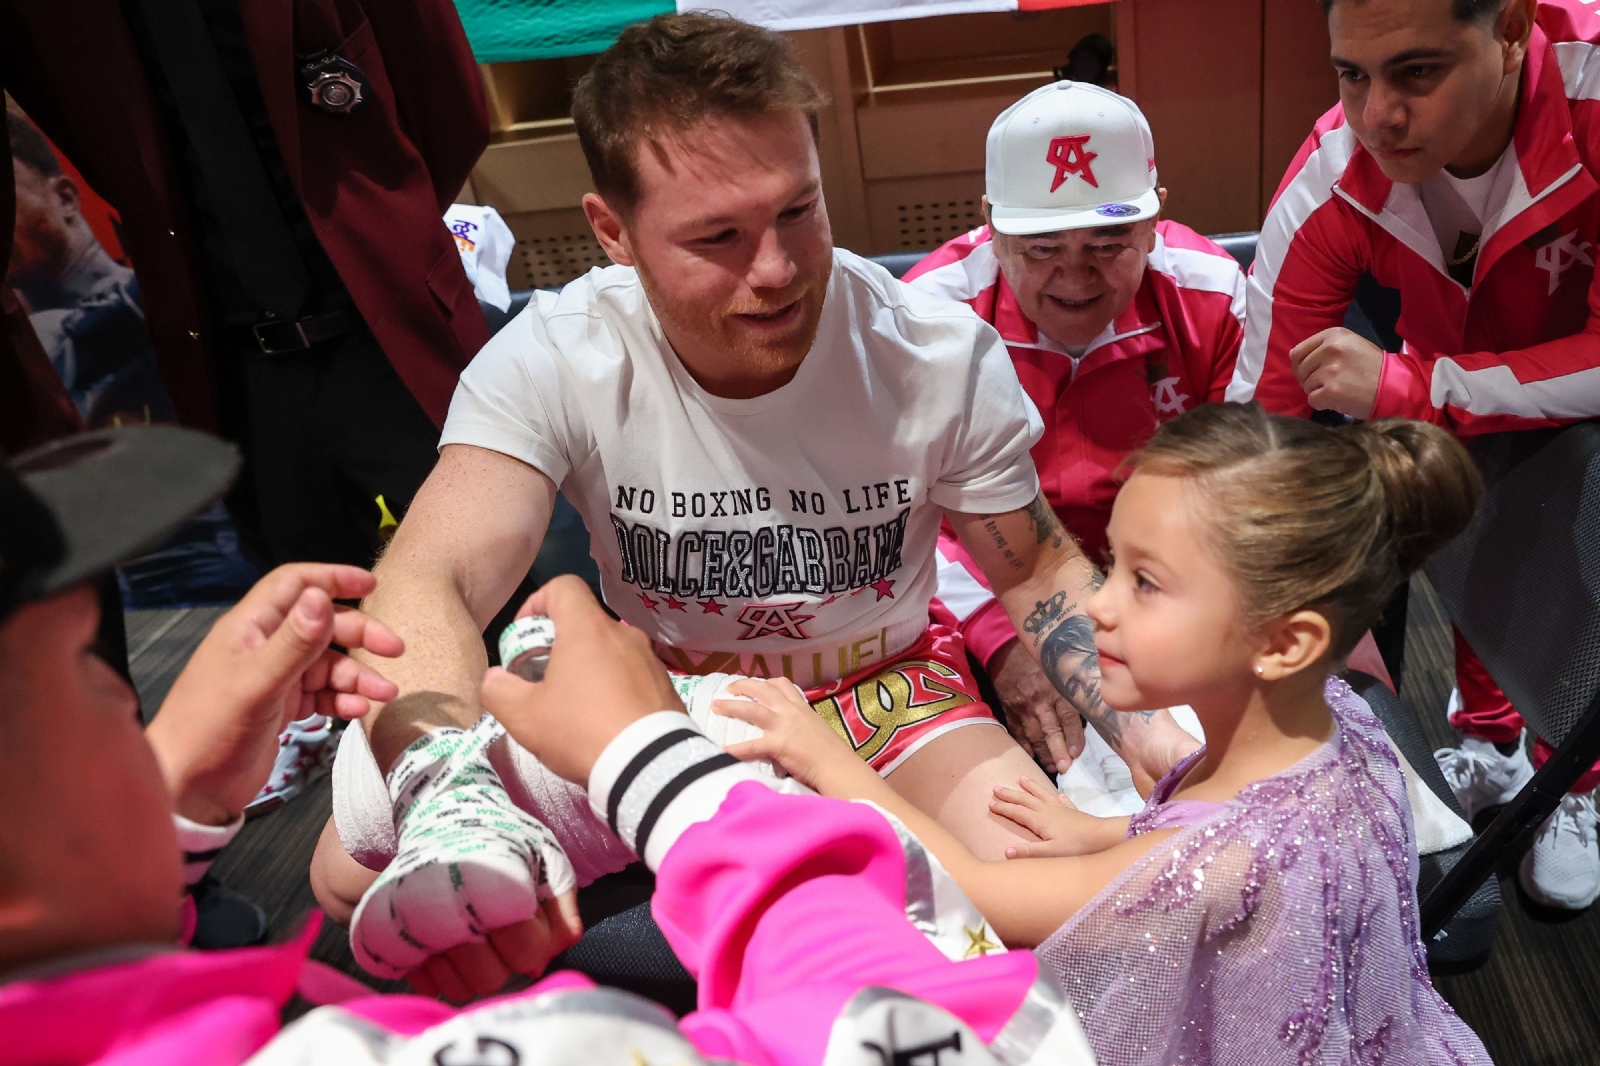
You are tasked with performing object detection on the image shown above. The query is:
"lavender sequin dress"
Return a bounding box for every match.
[1036,678,1493,1065]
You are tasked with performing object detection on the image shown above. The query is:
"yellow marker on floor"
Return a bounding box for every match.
[375,494,399,542]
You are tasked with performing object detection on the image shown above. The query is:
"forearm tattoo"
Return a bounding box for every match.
[1035,609,1155,756]
[1024,493,1066,549]
[1023,591,1067,636]
[1038,614,1118,749]
[982,518,1020,570]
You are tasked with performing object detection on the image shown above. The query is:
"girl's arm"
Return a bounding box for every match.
[715,678,1174,947]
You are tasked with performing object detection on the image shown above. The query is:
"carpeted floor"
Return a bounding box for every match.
[127,574,1600,1062]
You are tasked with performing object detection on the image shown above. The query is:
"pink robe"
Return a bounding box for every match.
[0,786,1046,1065]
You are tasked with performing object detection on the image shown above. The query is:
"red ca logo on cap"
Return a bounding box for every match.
[1046,135,1099,192]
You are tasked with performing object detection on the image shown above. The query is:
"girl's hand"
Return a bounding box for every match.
[713,677,869,794]
[990,776,1128,858]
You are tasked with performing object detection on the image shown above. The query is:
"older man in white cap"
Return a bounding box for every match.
[906,82,1245,777]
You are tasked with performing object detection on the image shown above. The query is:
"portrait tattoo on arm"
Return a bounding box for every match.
[1037,613,1128,752]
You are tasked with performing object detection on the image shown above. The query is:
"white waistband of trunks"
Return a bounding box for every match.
[659,615,931,690]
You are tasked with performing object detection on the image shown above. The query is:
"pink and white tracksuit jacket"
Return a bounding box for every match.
[1227,1,1600,434]
[0,714,1092,1066]
[1228,0,1600,783]
[904,221,1243,669]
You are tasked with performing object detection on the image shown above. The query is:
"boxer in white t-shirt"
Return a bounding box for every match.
[310,12,1196,995]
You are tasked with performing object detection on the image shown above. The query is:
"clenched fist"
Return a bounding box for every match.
[1290,326,1384,419]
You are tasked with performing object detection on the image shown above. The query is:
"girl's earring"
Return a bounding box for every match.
[1254,664,1264,676]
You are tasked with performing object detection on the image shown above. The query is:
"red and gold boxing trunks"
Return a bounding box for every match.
[667,621,1000,776]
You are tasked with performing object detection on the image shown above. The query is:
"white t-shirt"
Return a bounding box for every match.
[1419,147,1514,265]
[441,249,1044,688]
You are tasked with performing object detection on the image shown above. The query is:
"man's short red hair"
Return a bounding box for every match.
[571,13,825,211]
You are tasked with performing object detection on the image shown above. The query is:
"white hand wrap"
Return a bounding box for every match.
[349,715,576,979]
[671,671,782,779]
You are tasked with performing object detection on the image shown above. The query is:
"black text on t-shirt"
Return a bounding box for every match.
[608,483,913,607]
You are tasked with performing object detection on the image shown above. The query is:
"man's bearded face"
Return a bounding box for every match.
[614,112,833,395]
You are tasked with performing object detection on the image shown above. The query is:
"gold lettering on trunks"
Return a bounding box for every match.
[811,659,973,764]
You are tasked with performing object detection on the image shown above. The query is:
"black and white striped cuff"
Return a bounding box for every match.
[174,812,245,886]
[587,712,772,870]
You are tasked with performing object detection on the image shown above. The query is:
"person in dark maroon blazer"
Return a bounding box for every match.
[0,0,491,566]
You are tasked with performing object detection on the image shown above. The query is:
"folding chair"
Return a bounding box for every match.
[1421,422,1600,937]
[1345,671,1501,970]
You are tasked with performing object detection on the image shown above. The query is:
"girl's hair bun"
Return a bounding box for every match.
[1347,419,1483,577]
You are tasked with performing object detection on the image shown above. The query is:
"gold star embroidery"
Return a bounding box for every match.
[963,922,1000,958]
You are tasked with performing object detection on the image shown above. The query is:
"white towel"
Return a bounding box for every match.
[444,204,516,312]
[1056,702,1472,855]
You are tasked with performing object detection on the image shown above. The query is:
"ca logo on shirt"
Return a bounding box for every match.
[1151,376,1190,417]
[1535,229,1595,295]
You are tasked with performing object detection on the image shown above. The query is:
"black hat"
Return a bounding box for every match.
[0,426,240,626]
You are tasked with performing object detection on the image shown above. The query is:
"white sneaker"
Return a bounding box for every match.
[1433,732,1534,821]
[1519,792,1600,910]
[245,714,337,817]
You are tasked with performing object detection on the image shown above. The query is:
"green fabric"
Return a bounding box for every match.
[455,0,675,63]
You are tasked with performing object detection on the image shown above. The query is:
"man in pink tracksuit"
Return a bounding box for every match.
[0,425,1090,1065]
[1227,0,1600,908]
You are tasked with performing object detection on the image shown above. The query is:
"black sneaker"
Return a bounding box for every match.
[189,876,269,950]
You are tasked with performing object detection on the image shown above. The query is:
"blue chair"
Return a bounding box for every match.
[867,251,931,279]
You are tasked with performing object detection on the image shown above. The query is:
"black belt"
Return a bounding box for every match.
[250,307,361,354]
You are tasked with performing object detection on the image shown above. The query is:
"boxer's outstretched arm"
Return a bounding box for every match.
[948,494,1199,795]
[354,443,556,772]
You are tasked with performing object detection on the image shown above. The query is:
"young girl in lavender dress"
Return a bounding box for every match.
[717,402,1494,1065]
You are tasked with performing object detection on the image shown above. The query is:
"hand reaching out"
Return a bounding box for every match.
[712,676,877,796]
[479,575,684,786]
[146,564,403,825]
[989,776,1128,859]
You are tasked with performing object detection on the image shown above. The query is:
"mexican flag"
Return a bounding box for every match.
[456,0,1104,63]
[681,0,1104,32]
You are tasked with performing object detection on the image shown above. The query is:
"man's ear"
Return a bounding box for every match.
[1498,0,1537,74]
[981,195,993,230]
[50,174,82,221]
[582,192,635,268]
[1252,609,1332,682]
[1137,188,1168,253]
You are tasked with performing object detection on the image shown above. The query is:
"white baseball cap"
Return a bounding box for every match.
[986,81,1160,235]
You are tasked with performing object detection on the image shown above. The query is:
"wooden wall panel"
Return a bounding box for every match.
[472,134,594,215]
[1122,0,1261,235]
[863,172,987,253]
[465,0,1328,277]
[789,28,874,256]
[856,88,1030,181]
[1261,1,1338,217]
